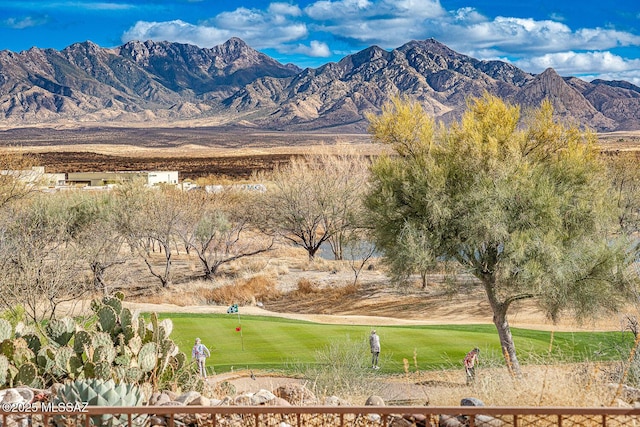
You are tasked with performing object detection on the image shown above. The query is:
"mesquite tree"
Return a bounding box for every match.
[366,94,635,375]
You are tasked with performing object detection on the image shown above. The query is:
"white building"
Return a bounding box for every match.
[66,171,179,187]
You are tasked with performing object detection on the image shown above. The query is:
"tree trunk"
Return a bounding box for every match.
[492,304,521,376]
[482,276,522,376]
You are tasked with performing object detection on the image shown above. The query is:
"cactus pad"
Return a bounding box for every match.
[0,354,9,385]
[16,362,37,386]
[0,319,13,341]
[137,342,157,373]
[73,330,92,354]
[97,305,118,333]
[46,317,76,346]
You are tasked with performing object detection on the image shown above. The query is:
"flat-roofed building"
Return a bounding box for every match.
[66,171,179,187]
[1,166,66,187]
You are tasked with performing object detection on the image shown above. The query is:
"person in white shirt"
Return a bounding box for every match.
[369,330,380,369]
[191,337,211,378]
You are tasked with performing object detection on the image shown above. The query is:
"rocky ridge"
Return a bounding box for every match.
[1,37,639,132]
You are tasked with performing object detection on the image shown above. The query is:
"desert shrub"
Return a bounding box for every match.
[294,336,385,400]
[206,275,280,305]
[295,278,318,294]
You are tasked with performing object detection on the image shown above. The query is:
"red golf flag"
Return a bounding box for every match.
[235,326,241,332]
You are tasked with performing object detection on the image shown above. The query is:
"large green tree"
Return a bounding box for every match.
[366,94,634,375]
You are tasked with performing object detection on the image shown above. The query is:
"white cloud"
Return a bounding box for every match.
[209,7,307,47]
[288,40,331,57]
[514,51,640,77]
[122,3,308,49]
[2,15,49,29]
[122,20,231,47]
[304,0,445,45]
[117,0,640,84]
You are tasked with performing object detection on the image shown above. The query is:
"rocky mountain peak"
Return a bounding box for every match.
[0,37,637,131]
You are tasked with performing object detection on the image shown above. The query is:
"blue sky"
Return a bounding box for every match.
[1,0,639,84]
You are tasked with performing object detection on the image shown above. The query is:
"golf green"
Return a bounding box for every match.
[156,313,632,374]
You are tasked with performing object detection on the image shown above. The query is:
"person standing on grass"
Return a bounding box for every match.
[369,330,380,369]
[192,337,211,378]
[464,347,480,384]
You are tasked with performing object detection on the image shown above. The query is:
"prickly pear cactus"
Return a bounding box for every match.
[94,360,112,380]
[120,308,134,330]
[93,345,116,364]
[22,333,41,353]
[16,361,37,386]
[0,354,9,385]
[12,338,35,366]
[102,296,123,316]
[0,319,13,341]
[128,335,142,356]
[46,317,76,347]
[73,330,92,354]
[36,346,56,372]
[137,342,157,373]
[92,332,113,349]
[54,346,75,374]
[0,339,15,360]
[97,305,118,334]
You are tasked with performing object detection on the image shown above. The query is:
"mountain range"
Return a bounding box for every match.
[1,37,639,132]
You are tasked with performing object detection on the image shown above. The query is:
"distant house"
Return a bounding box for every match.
[0,166,66,187]
[66,171,179,187]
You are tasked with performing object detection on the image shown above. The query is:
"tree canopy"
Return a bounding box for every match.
[365,94,635,374]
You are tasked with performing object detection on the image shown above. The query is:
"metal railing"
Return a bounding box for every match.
[2,405,640,427]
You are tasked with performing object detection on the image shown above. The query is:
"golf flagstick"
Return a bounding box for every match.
[237,308,244,351]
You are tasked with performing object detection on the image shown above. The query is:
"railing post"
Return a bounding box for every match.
[254,412,259,426]
[601,414,606,427]
[513,414,518,427]
[558,414,563,427]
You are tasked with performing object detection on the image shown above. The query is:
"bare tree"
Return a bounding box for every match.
[177,190,274,279]
[112,182,184,288]
[64,191,128,294]
[0,195,90,322]
[0,152,40,210]
[265,149,370,260]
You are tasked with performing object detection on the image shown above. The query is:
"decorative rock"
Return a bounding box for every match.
[163,390,178,401]
[175,390,201,405]
[323,396,350,406]
[209,398,225,406]
[460,397,484,406]
[155,393,172,406]
[251,389,277,405]
[149,392,162,406]
[389,416,414,427]
[233,394,253,406]
[0,388,34,404]
[439,414,466,427]
[149,415,167,426]
[188,395,210,406]
[159,401,184,406]
[274,384,316,404]
[364,395,385,406]
[403,413,430,427]
[474,414,504,426]
[265,397,292,406]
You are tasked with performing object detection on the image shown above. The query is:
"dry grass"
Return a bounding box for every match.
[393,362,618,406]
[202,275,281,305]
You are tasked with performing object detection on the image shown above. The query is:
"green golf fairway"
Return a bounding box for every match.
[156,313,631,374]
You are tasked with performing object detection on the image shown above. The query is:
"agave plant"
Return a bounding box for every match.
[54,378,146,426]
